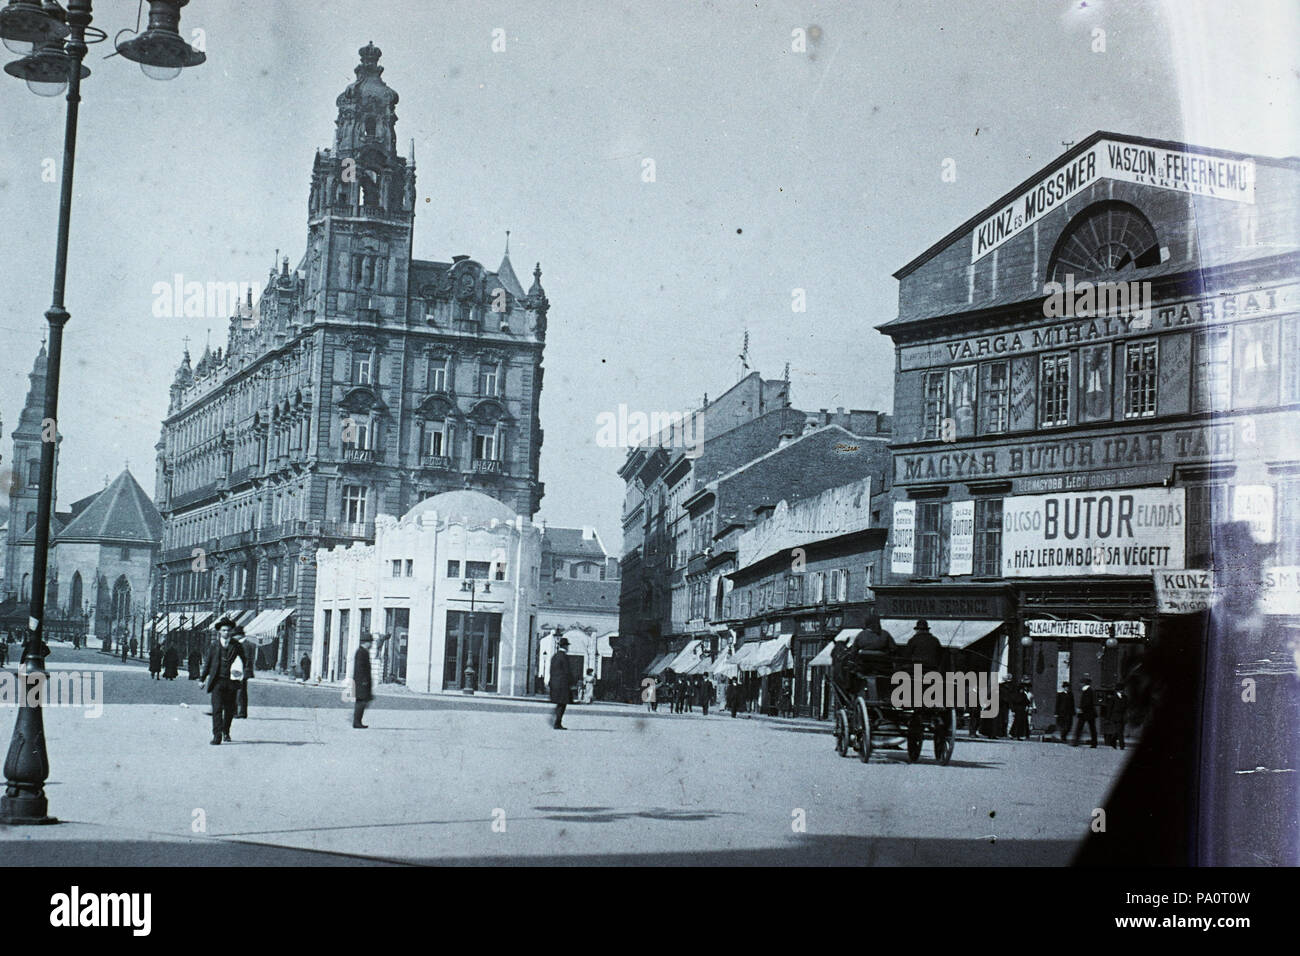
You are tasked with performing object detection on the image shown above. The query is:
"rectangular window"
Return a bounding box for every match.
[446,560,461,578]
[352,351,373,385]
[1192,328,1232,412]
[465,560,491,580]
[493,562,506,581]
[25,512,35,531]
[947,365,977,438]
[391,559,402,578]
[1186,484,1229,568]
[827,569,841,604]
[1233,319,1280,408]
[27,459,39,486]
[405,559,414,578]
[812,572,825,604]
[1281,317,1299,404]
[119,546,131,561]
[786,575,802,606]
[481,368,499,396]
[922,370,946,440]
[474,433,496,461]
[974,498,1003,577]
[1039,352,1071,427]
[864,563,876,599]
[1279,478,1300,565]
[915,501,942,577]
[835,569,850,602]
[342,485,367,524]
[428,358,447,392]
[426,425,445,457]
[980,361,1009,434]
[359,608,371,642]
[1124,340,1159,419]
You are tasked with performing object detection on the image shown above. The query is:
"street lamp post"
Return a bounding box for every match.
[459,578,491,694]
[0,0,204,826]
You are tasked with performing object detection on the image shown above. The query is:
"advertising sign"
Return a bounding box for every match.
[1001,487,1186,577]
[950,500,974,576]
[891,501,915,575]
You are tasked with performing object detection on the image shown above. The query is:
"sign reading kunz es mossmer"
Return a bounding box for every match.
[1001,488,1186,577]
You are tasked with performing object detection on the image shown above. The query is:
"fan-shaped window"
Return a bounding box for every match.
[1047,201,1160,283]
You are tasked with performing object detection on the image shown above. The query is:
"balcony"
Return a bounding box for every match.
[343,448,375,463]
[472,459,503,475]
[319,520,375,541]
[422,455,452,471]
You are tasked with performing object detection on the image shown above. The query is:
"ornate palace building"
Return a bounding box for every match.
[152,44,549,673]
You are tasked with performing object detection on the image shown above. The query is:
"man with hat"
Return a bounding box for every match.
[199,616,247,745]
[352,632,374,728]
[549,636,573,729]
[1072,675,1097,748]
[234,622,254,719]
[905,619,944,673]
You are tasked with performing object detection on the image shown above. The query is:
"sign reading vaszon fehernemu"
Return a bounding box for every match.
[1002,488,1186,577]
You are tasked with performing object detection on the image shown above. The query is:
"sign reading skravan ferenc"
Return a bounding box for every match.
[1001,488,1186,577]
[971,139,1256,262]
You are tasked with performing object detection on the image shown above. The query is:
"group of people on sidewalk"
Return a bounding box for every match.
[642,674,717,715]
[1053,677,1128,749]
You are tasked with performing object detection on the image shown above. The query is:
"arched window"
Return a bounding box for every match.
[69,571,83,615]
[111,575,132,623]
[1046,201,1160,283]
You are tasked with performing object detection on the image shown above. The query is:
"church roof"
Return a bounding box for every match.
[55,470,162,545]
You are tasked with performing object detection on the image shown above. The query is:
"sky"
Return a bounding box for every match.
[0,0,1296,551]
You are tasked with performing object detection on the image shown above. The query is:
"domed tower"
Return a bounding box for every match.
[304,42,415,324]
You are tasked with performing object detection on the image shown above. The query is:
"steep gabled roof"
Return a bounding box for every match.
[495,253,527,299]
[56,470,162,545]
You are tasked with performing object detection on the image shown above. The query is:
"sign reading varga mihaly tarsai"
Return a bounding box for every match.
[1001,488,1186,577]
[971,139,1255,262]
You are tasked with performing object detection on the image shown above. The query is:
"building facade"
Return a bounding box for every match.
[877,131,1300,731]
[3,345,62,606]
[313,490,542,696]
[535,525,620,694]
[153,44,549,673]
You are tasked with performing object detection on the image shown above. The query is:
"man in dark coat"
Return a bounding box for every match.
[1103,687,1128,749]
[352,632,374,728]
[199,617,247,745]
[234,624,253,719]
[905,619,944,672]
[1072,676,1097,747]
[1054,681,1075,742]
[188,646,201,680]
[148,643,163,679]
[549,637,573,729]
[1009,681,1030,739]
[300,653,311,681]
[162,642,179,680]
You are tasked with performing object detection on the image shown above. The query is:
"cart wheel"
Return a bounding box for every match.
[935,709,956,765]
[834,709,850,757]
[856,697,873,763]
[906,714,924,763]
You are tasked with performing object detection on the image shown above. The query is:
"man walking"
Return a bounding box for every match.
[1073,675,1098,748]
[234,624,253,719]
[199,617,246,745]
[352,632,374,728]
[1104,687,1128,750]
[1055,680,1075,743]
[148,641,162,680]
[699,677,710,716]
[549,636,572,729]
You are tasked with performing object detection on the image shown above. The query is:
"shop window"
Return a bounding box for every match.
[1278,478,1300,565]
[1039,352,1071,427]
[974,499,1003,577]
[915,501,942,578]
[1192,327,1232,412]
[1186,484,1229,568]
[980,361,1009,434]
[1124,340,1159,419]
[1282,317,1299,404]
[1232,319,1279,409]
[922,371,946,440]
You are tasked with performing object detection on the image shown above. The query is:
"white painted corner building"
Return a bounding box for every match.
[312,490,543,695]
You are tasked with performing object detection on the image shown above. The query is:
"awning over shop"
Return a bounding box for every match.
[233,610,259,628]
[735,635,793,675]
[666,639,708,674]
[809,641,836,669]
[244,608,293,641]
[189,612,215,630]
[645,652,675,676]
[881,619,1003,649]
[710,650,740,680]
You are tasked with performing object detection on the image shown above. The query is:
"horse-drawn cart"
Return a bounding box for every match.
[832,669,956,765]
